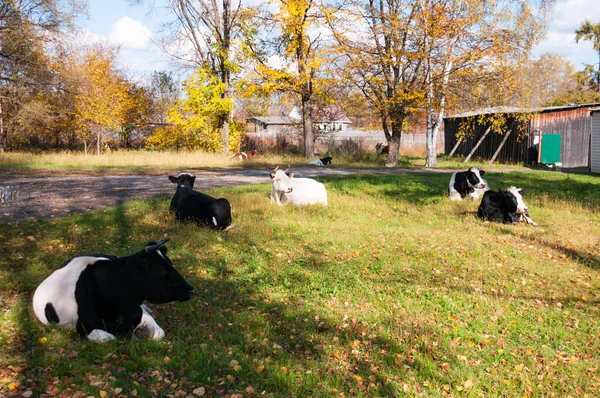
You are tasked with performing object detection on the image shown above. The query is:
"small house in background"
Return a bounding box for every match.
[444,103,600,168]
[591,107,600,173]
[246,106,352,136]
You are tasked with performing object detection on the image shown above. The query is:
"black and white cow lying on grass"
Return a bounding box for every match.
[169,173,233,230]
[308,156,333,166]
[449,167,489,201]
[32,238,194,342]
[270,166,328,206]
[477,186,539,226]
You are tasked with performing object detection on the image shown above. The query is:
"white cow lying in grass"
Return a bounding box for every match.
[270,166,328,206]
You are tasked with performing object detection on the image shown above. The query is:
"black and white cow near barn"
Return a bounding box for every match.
[169,173,233,230]
[448,167,489,201]
[32,238,194,343]
[270,166,328,206]
[477,186,539,226]
[308,156,333,166]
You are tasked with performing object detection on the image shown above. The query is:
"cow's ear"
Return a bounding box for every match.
[270,173,276,179]
[159,246,168,255]
[286,172,294,178]
[168,176,178,183]
[518,188,524,196]
[479,170,486,176]
[190,176,196,184]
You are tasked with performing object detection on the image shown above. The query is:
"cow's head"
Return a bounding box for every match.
[466,168,486,189]
[321,156,333,165]
[133,238,194,304]
[169,174,196,189]
[505,186,528,214]
[270,166,294,193]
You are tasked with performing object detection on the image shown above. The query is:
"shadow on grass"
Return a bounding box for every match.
[0,196,471,397]
[495,225,600,271]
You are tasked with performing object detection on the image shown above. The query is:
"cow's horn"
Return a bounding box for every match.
[285,164,290,172]
[145,237,170,253]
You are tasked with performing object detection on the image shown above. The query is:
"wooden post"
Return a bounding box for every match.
[489,130,512,165]
[537,132,543,164]
[464,127,491,163]
[448,138,462,157]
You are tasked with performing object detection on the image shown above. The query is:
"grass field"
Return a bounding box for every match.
[1,170,599,397]
[0,151,525,177]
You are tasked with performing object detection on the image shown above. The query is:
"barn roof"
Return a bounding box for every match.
[250,116,300,125]
[448,102,600,119]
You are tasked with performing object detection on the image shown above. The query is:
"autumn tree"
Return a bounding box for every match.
[575,20,600,91]
[148,0,246,154]
[418,0,550,167]
[148,71,179,125]
[156,67,239,152]
[70,46,131,154]
[0,0,85,149]
[325,0,428,166]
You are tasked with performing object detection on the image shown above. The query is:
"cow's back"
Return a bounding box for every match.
[33,256,107,329]
[177,191,232,229]
[477,191,504,222]
[285,178,327,206]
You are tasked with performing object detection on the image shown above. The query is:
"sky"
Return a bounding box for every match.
[82,0,600,81]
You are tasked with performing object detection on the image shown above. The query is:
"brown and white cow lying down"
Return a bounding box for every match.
[477,186,539,226]
[32,238,194,342]
[270,166,328,206]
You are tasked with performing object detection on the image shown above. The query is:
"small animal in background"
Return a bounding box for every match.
[308,156,333,166]
[376,143,389,155]
[477,186,539,226]
[32,238,194,342]
[270,166,328,206]
[169,173,233,230]
[449,167,489,201]
[229,150,259,161]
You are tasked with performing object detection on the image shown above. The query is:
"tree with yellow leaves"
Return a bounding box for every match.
[246,0,326,158]
[325,0,551,166]
[71,45,131,154]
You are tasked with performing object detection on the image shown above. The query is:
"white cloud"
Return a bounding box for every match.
[533,0,600,69]
[109,17,152,50]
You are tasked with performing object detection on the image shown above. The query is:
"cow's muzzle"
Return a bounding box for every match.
[286,188,293,193]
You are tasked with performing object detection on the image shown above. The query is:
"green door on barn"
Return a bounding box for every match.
[540,134,561,165]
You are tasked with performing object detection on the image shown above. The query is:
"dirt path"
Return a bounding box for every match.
[0,167,460,223]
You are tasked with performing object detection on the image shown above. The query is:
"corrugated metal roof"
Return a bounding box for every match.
[250,116,300,125]
[448,102,600,118]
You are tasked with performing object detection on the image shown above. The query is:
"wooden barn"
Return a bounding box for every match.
[591,107,600,173]
[444,103,600,168]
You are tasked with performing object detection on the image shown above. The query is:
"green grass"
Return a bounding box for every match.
[0,150,527,177]
[1,170,599,397]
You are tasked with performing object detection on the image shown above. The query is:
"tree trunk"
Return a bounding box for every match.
[386,134,401,167]
[425,110,436,167]
[96,129,101,155]
[0,100,4,151]
[302,99,314,158]
[222,118,230,155]
[425,60,452,168]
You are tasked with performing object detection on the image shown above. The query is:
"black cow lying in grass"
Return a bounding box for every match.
[477,186,539,226]
[169,173,233,230]
[32,238,194,342]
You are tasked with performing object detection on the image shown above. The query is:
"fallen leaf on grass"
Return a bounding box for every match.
[192,387,205,396]
[256,365,265,373]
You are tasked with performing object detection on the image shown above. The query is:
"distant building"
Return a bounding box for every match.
[246,106,352,136]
